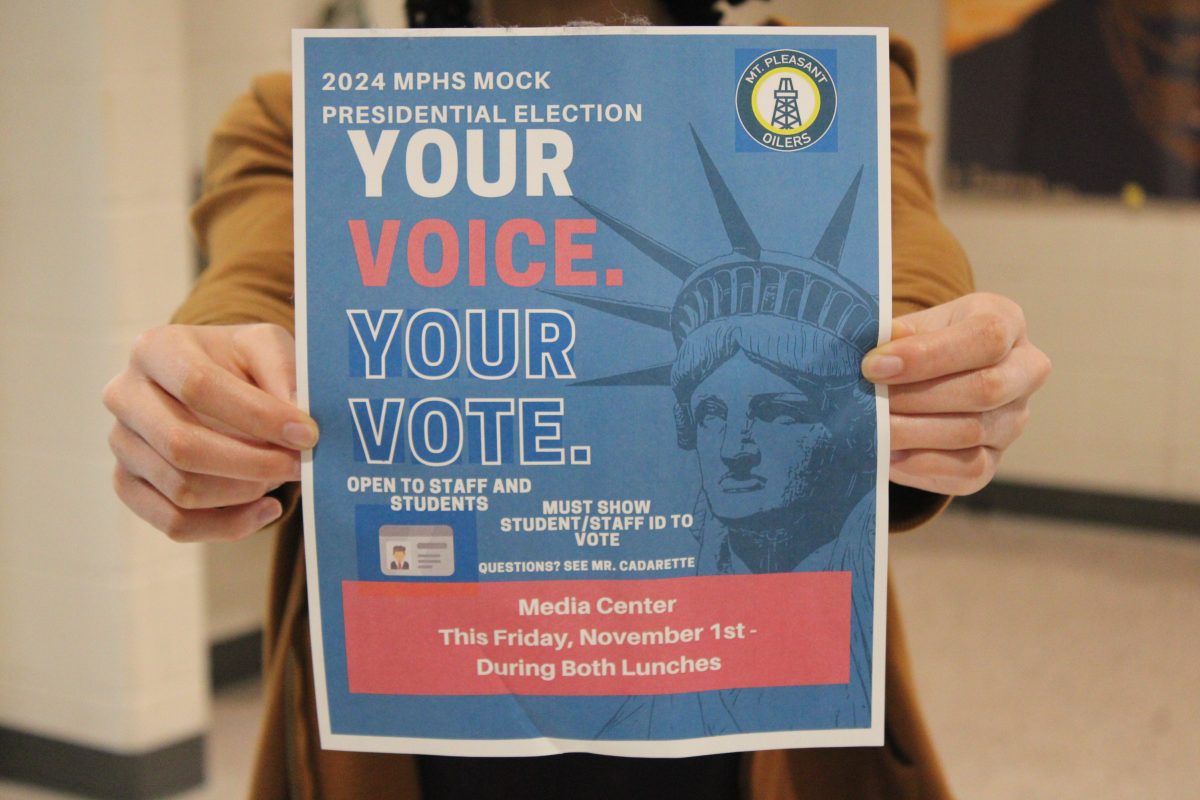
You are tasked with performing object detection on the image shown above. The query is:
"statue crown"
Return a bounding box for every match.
[543,126,877,396]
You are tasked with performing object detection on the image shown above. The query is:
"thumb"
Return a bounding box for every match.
[861,319,917,382]
[231,325,303,407]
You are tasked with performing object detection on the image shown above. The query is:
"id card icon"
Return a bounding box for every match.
[379,525,455,577]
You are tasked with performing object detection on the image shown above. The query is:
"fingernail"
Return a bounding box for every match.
[863,354,904,380]
[257,501,282,527]
[283,421,318,449]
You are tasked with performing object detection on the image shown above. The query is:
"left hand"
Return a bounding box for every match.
[861,292,1051,496]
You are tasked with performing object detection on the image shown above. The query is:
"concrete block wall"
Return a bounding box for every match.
[0,0,207,787]
[943,199,1200,500]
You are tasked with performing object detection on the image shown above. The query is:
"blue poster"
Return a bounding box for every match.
[294,27,892,757]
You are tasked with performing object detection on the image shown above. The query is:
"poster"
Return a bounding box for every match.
[946,0,1200,200]
[295,27,891,757]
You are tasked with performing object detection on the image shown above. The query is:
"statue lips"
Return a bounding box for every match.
[718,474,766,493]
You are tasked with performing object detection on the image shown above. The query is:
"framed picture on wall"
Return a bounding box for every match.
[945,0,1200,200]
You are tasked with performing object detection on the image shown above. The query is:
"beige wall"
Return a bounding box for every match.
[0,1,206,751]
[943,199,1200,498]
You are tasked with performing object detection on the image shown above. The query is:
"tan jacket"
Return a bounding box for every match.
[179,39,973,800]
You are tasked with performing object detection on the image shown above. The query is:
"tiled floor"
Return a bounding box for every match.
[892,509,1200,799]
[2,508,1198,799]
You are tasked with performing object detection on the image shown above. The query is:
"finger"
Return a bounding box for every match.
[113,464,282,542]
[132,327,317,449]
[888,342,1046,415]
[105,374,301,482]
[109,422,282,510]
[890,446,1000,496]
[863,309,1022,384]
[890,399,1030,452]
[888,318,917,341]
[192,324,302,439]
[231,324,298,404]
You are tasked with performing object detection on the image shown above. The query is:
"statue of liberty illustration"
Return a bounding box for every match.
[546,128,879,736]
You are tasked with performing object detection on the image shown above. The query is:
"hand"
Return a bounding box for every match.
[102,323,318,541]
[861,292,1051,496]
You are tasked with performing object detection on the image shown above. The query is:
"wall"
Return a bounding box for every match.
[0,0,206,762]
[943,199,1200,499]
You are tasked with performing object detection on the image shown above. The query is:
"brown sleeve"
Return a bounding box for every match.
[176,72,297,331]
[888,40,974,315]
[886,40,975,531]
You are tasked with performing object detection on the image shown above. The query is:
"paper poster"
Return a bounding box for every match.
[294,27,891,757]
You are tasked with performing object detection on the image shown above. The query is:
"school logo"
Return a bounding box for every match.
[736,50,837,152]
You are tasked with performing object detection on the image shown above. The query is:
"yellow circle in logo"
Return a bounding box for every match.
[750,67,822,136]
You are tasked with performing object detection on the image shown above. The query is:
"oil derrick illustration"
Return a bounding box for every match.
[771,76,802,130]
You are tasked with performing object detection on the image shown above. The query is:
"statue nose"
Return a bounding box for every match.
[721,419,760,471]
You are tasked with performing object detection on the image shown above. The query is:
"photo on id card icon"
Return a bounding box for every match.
[379,525,456,576]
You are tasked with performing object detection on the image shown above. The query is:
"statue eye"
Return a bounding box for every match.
[693,397,727,427]
[753,398,811,425]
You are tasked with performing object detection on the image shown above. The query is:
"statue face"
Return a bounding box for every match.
[690,351,837,526]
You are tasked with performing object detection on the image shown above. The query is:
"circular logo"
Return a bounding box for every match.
[736,50,837,152]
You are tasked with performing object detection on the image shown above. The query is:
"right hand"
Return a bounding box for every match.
[102,323,319,542]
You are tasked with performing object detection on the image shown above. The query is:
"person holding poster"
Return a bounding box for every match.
[101,1,1050,799]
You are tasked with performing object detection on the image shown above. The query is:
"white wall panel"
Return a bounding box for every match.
[0,0,207,754]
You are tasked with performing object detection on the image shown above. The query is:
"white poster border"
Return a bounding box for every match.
[294,25,892,757]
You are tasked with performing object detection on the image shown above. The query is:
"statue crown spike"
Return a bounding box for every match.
[812,166,864,270]
[689,126,762,260]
